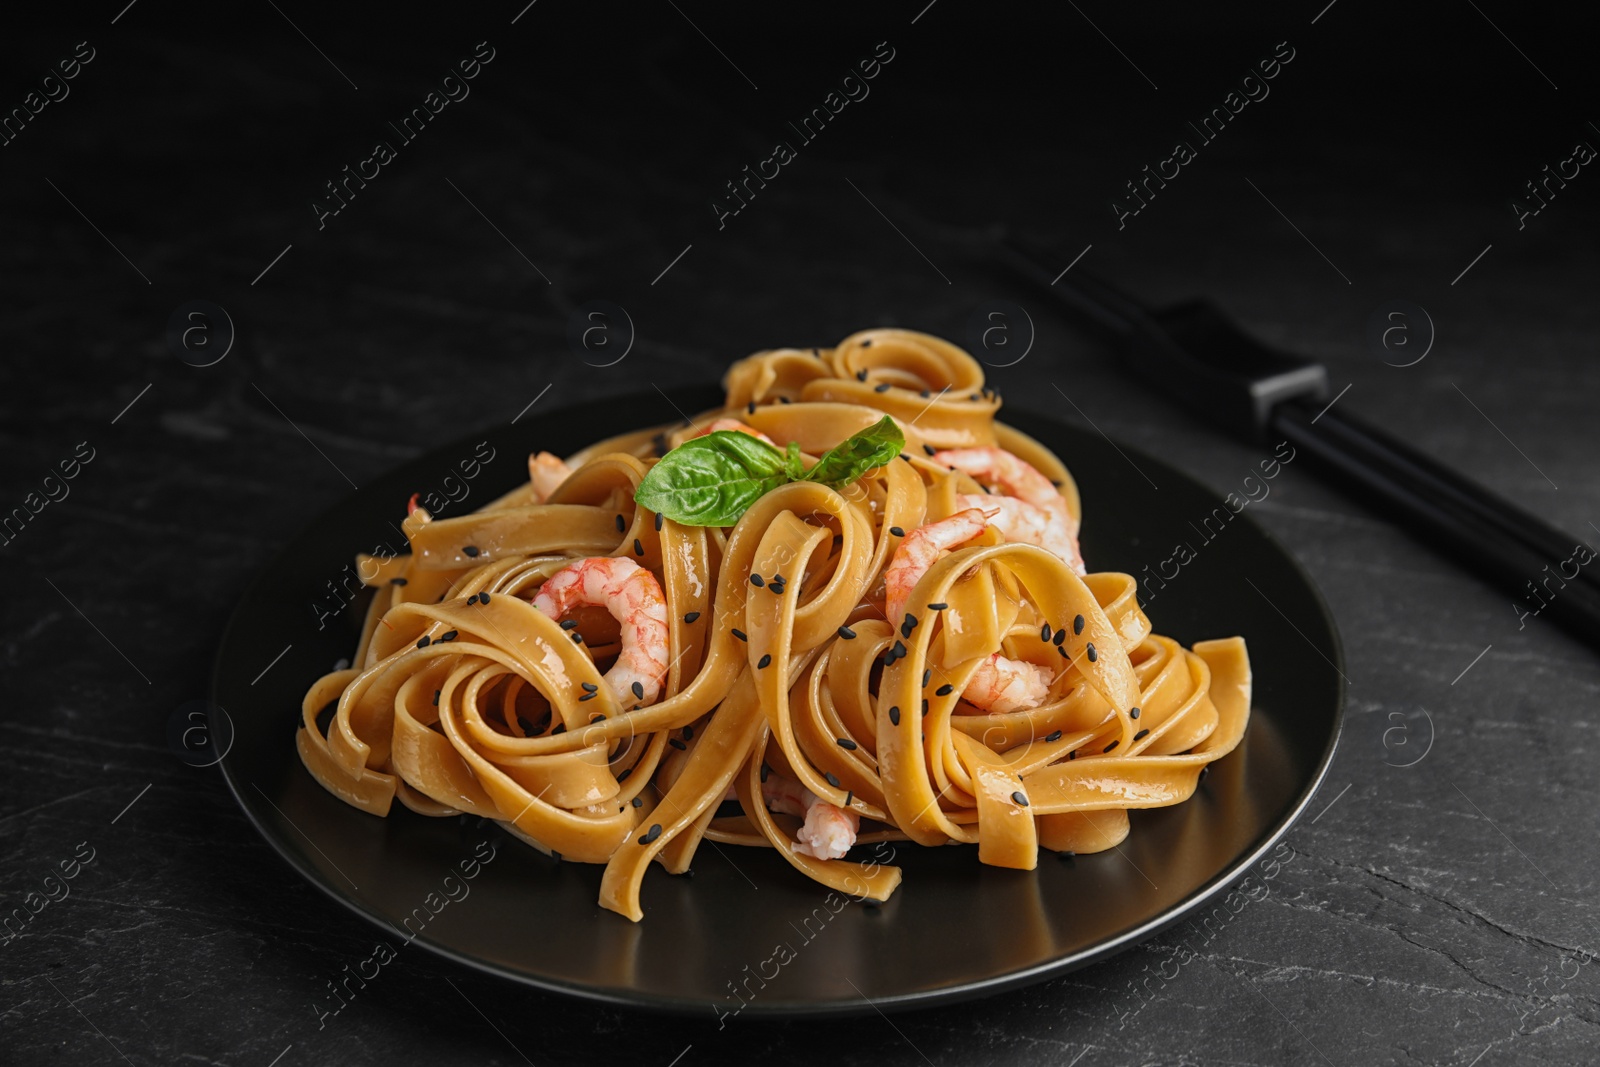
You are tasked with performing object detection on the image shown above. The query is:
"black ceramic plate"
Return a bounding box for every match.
[214,386,1343,1017]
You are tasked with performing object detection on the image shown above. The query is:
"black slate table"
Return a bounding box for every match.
[5,4,1599,1065]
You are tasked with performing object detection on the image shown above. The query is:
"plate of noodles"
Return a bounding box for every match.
[215,328,1342,1015]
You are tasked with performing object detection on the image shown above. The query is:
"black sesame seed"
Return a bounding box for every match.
[655,512,664,532]
[617,768,632,782]
[747,400,757,415]
[1130,706,1141,720]
[779,396,791,404]
[889,526,905,537]
[1041,623,1052,642]
[639,823,662,844]
[441,630,458,642]
[874,383,890,393]
[731,628,747,641]
[683,725,694,740]
[836,738,858,751]
[750,574,764,587]
[432,689,441,706]
[669,738,687,750]
[463,545,480,558]
[936,684,954,696]
[922,699,930,717]
[926,602,948,611]
[1086,643,1098,662]
[1053,629,1066,646]
[591,714,606,723]
[1068,750,1077,760]
[861,339,873,348]
[845,791,854,807]
[391,577,408,586]
[856,369,868,381]
[634,538,644,557]
[920,389,930,398]
[892,641,906,658]
[888,705,901,725]
[1058,646,1070,659]
[757,654,772,669]
[1134,729,1150,741]
[479,592,491,604]
[579,691,596,702]
[683,611,701,623]
[615,514,626,532]
[1045,730,1063,742]
[417,636,430,648]
[923,444,937,456]
[969,393,980,401]
[560,619,578,630]
[631,795,643,807]
[1103,739,1119,753]
[922,669,931,687]
[837,625,856,639]
[631,681,644,699]
[1012,790,1029,807]
[571,633,584,644]
[760,762,771,783]
[825,772,841,787]
[466,593,479,605]
[1073,614,1085,635]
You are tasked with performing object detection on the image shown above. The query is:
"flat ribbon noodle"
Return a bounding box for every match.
[294,327,1253,920]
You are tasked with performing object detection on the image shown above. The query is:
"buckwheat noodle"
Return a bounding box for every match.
[296,329,1251,921]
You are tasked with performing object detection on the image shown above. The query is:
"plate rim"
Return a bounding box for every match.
[212,385,1346,1017]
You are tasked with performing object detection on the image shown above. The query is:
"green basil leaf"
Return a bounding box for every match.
[784,441,804,480]
[634,431,790,526]
[800,416,905,489]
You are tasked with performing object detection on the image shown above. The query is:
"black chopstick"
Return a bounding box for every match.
[990,237,1600,647]
[1310,405,1600,596]
[1272,399,1600,645]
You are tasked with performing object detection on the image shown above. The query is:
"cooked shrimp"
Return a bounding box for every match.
[529,451,573,502]
[964,653,1053,714]
[936,448,1085,574]
[883,510,1055,714]
[953,493,1085,576]
[532,557,669,706]
[693,418,776,447]
[884,508,992,622]
[762,772,859,860]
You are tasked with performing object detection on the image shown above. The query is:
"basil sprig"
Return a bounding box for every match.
[635,415,905,527]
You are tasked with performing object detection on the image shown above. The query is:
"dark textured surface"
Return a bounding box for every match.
[4,4,1599,1065]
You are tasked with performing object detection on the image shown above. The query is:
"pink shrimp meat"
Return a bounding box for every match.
[693,418,776,446]
[529,451,573,502]
[762,771,859,860]
[533,557,669,706]
[882,509,1055,714]
[935,447,1085,574]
